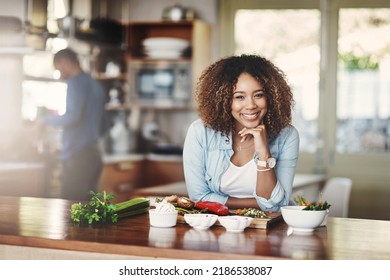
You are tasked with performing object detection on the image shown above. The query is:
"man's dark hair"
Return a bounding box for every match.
[54,48,79,65]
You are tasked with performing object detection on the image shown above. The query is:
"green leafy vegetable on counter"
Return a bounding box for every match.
[70,191,150,225]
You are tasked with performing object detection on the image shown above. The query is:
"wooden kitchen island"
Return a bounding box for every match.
[0,195,390,260]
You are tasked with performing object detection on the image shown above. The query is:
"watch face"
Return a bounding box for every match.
[268,158,276,168]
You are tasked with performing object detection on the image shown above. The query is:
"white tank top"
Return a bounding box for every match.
[220,160,257,198]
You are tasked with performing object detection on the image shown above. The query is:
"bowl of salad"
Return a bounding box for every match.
[281,206,327,233]
[294,195,331,226]
[281,195,331,233]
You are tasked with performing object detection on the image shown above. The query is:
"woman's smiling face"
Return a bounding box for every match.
[231,72,268,131]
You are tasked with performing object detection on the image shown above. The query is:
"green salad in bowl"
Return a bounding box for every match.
[293,194,331,211]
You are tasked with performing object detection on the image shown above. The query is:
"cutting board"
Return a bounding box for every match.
[177,211,282,230]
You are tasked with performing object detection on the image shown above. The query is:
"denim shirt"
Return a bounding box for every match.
[183,119,299,211]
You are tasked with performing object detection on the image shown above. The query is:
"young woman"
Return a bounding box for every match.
[183,54,299,211]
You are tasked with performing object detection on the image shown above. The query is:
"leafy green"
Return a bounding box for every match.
[302,201,331,211]
[339,51,379,70]
[70,191,149,225]
[293,193,331,211]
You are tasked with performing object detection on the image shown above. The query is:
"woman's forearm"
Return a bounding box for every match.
[255,169,277,199]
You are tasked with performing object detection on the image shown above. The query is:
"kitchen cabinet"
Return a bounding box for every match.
[126,20,211,63]
[118,20,212,154]
[92,48,129,108]
[99,154,185,202]
[91,47,134,155]
[144,155,184,187]
[86,20,212,111]
[126,20,212,109]
[99,155,146,202]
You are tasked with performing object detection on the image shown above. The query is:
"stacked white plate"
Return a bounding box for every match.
[142,37,190,58]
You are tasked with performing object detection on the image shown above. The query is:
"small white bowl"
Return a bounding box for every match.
[281,206,327,233]
[184,213,218,230]
[149,209,178,228]
[218,216,253,233]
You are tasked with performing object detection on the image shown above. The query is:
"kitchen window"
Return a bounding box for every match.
[234,9,321,154]
[337,8,390,153]
[22,51,67,121]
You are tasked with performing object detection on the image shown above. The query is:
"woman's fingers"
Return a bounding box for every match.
[238,125,266,137]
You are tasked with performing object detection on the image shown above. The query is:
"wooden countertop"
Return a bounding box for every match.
[1,195,389,260]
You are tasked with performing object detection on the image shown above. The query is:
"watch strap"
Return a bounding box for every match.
[257,157,276,169]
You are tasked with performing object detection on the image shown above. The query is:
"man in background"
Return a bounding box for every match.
[41,48,106,201]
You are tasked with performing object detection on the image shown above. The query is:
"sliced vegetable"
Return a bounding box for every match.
[194,201,229,216]
[115,196,150,213]
[234,208,270,218]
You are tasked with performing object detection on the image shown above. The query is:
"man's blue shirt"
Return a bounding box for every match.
[44,72,105,160]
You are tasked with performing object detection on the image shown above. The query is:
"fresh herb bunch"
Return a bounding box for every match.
[294,194,331,211]
[70,191,150,225]
[70,191,118,224]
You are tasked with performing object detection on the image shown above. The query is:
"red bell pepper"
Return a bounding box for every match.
[194,201,229,216]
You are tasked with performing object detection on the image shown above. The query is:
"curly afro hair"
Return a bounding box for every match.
[195,54,294,140]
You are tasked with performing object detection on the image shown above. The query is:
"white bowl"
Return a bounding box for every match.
[149,209,178,228]
[184,213,218,230]
[320,209,329,226]
[281,206,327,233]
[218,216,253,233]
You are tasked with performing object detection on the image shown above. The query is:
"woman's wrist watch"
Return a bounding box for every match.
[257,157,276,169]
